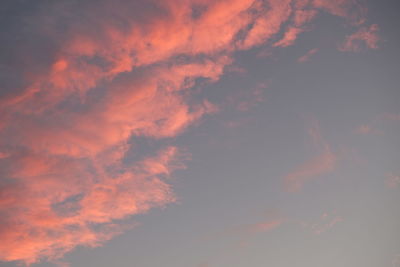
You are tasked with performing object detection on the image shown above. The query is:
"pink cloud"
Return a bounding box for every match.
[284,150,336,192]
[393,254,400,267]
[0,0,373,264]
[385,173,400,189]
[245,219,283,234]
[298,48,319,63]
[284,121,336,192]
[381,113,400,122]
[313,0,367,25]
[0,147,180,265]
[226,82,266,112]
[274,5,318,48]
[339,24,380,52]
[301,211,343,235]
[354,112,400,136]
[354,124,384,135]
[239,0,293,49]
[233,217,284,249]
[274,27,305,48]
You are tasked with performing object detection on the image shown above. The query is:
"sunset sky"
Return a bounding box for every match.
[0,0,399,266]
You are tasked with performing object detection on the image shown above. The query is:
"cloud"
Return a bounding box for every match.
[0,0,373,264]
[300,211,343,235]
[201,208,284,244]
[231,217,284,249]
[240,0,293,49]
[274,27,305,48]
[284,121,336,192]
[313,0,367,24]
[354,124,383,135]
[226,82,266,112]
[274,4,318,48]
[339,24,380,52]
[298,48,319,63]
[385,173,400,189]
[0,147,183,264]
[381,113,400,122]
[393,254,400,267]
[243,219,283,234]
[354,113,400,136]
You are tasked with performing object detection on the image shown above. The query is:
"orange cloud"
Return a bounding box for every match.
[339,24,380,52]
[0,0,372,265]
[284,121,336,192]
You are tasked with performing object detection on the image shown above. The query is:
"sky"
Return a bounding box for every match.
[0,0,399,267]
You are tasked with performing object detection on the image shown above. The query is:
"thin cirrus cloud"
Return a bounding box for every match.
[284,121,337,192]
[226,82,266,112]
[393,254,400,267]
[298,48,319,63]
[235,218,284,248]
[300,211,343,235]
[355,112,400,135]
[243,219,284,234]
[339,24,380,52]
[0,0,373,265]
[355,124,384,135]
[385,173,400,189]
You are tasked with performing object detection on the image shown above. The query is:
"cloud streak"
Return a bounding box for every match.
[339,24,380,52]
[298,48,319,63]
[385,173,400,189]
[300,211,343,235]
[284,121,336,192]
[355,112,400,136]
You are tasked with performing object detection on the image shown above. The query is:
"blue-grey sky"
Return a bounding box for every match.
[0,0,399,267]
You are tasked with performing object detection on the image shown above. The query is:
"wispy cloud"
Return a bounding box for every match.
[393,254,400,267]
[339,24,380,52]
[298,48,319,63]
[240,218,284,235]
[300,211,343,235]
[313,0,367,24]
[274,3,317,48]
[226,82,266,112]
[354,113,400,136]
[354,124,384,135]
[284,120,336,192]
[385,173,400,189]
